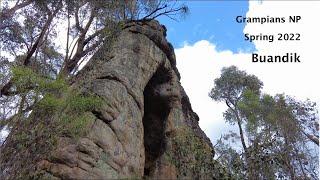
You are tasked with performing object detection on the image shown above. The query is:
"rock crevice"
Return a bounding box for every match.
[0,20,229,179]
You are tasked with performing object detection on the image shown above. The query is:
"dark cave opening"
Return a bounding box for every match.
[143,65,172,176]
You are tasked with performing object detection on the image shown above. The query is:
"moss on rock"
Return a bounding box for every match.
[164,127,231,179]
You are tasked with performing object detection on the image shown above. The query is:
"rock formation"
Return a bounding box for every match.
[0,20,228,179]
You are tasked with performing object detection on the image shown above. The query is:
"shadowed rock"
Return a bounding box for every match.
[0,20,229,179]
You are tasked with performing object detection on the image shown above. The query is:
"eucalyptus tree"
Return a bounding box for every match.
[209,65,263,179]
[210,66,319,179]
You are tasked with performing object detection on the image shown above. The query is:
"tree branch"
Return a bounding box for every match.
[61,8,97,75]
[302,130,319,146]
[0,1,62,97]
[74,6,84,32]
[0,0,33,19]
[142,5,167,20]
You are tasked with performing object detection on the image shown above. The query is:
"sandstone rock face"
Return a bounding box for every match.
[0,20,228,179]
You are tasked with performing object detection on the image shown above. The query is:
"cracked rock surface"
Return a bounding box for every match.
[0,20,229,179]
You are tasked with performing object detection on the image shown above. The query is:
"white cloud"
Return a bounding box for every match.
[175,41,253,144]
[175,1,320,144]
[245,1,320,100]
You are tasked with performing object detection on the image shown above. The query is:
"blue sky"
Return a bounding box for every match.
[156,1,320,145]
[157,1,256,144]
[159,1,255,53]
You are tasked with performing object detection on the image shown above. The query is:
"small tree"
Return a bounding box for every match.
[209,66,263,179]
[211,66,319,179]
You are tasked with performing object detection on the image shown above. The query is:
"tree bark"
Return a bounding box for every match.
[225,100,257,179]
[302,131,319,146]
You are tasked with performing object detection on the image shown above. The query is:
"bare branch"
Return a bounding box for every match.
[142,5,167,20]
[0,0,33,19]
[74,6,84,32]
[83,28,104,45]
[61,7,97,75]
[83,39,103,55]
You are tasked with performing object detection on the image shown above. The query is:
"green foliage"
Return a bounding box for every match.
[209,66,263,103]
[210,66,264,133]
[211,66,319,179]
[37,87,102,136]
[11,66,101,137]
[12,67,35,81]
[37,94,65,112]
[68,94,103,112]
[238,90,261,112]
[59,112,94,138]
[37,92,103,138]
[238,90,262,133]
[12,66,68,95]
[13,78,103,146]
[39,77,68,95]
[214,135,246,179]
[12,66,40,92]
[0,78,104,178]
